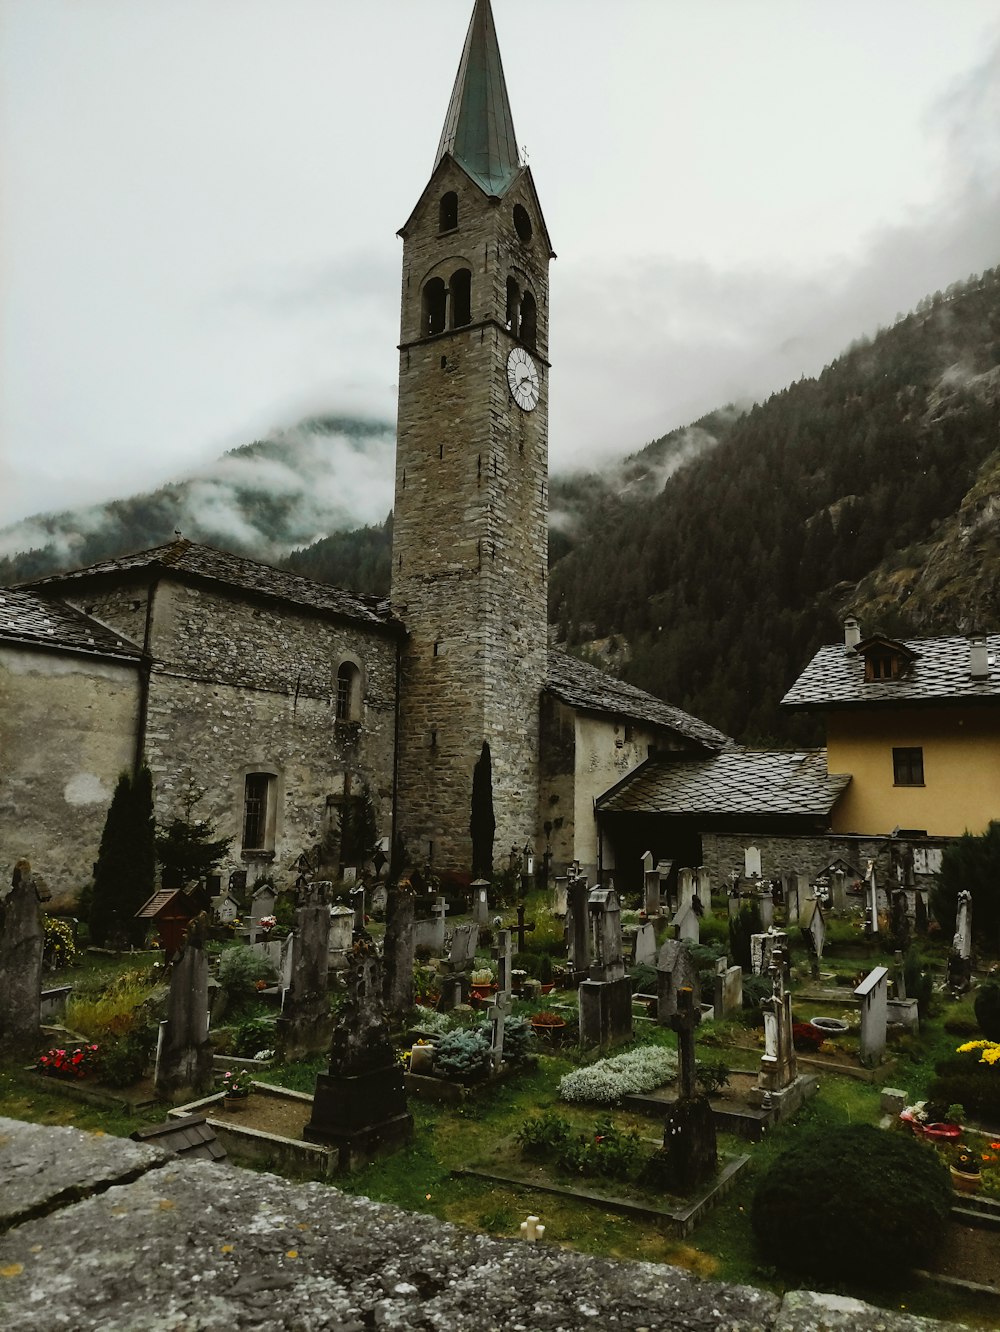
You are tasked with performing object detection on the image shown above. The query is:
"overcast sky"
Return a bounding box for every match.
[3,0,999,531]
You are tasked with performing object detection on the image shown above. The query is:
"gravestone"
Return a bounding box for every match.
[488,929,514,1070]
[382,881,415,1018]
[566,876,590,975]
[756,947,797,1095]
[696,866,712,912]
[757,889,774,932]
[249,882,277,944]
[744,846,762,878]
[471,879,490,926]
[304,939,413,1171]
[154,912,213,1102]
[632,920,657,967]
[831,869,848,914]
[656,938,701,1023]
[864,860,880,938]
[800,898,826,976]
[438,922,479,1011]
[579,888,632,1048]
[211,892,240,924]
[551,876,569,917]
[277,881,334,1060]
[0,859,48,1046]
[328,905,355,965]
[672,900,700,944]
[750,930,786,977]
[677,868,696,912]
[413,896,448,954]
[713,963,743,1020]
[369,882,388,918]
[782,872,799,926]
[657,860,674,913]
[656,986,717,1192]
[855,966,889,1066]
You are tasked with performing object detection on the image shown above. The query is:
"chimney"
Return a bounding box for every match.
[969,633,989,680]
[844,617,861,651]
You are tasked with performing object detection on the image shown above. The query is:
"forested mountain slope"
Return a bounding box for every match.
[549,267,1000,744]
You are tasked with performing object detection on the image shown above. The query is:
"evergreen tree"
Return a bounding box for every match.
[470,742,495,880]
[933,821,1000,953]
[155,777,232,889]
[90,766,156,946]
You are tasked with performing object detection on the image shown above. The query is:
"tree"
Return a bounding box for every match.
[469,742,495,880]
[933,821,1000,953]
[90,766,156,946]
[339,783,379,869]
[155,777,231,890]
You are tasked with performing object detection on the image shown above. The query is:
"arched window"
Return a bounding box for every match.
[519,290,537,349]
[336,660,362,722]
[505,276,520,335]
[450,267,471,327]
[421,277,447,336]
[439,191,458,231]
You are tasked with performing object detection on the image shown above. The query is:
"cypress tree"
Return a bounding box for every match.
[470,742,495,880]
[91,766,156,946]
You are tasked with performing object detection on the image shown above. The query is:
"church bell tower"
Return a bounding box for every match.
[391,0,555,872]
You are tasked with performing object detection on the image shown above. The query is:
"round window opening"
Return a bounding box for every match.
[513,204,532,243]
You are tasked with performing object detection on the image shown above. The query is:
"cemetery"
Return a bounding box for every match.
[3,854,1000,1329]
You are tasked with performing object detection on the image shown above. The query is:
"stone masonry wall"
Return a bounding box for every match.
[0,646,139,905]
[702,830,953,895]
[392,160,550,870]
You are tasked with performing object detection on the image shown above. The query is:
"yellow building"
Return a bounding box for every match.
[782,622,1000,838]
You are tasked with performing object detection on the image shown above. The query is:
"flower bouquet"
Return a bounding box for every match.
[220,1067,254,1106]
[36,1044,99,1080]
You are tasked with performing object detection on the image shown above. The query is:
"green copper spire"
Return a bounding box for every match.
[436,0,521,197]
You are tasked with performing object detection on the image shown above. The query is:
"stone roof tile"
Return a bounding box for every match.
[545,650,732,751]
[20,539,396,632]
[598,749,851,817]
[0,589,141,659]
[782,634,1000,709]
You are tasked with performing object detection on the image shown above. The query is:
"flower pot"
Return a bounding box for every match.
[224,1093,250,1111]
[950,1166,981,1194]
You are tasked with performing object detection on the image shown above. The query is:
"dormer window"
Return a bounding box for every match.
[856,635,918,684]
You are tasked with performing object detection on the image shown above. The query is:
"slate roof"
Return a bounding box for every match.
[0,588,140,659]
[131,1114,227,1163]
[782,634,1000,709]
[597,749,851,818]
[545,650,732,752]
[20,540,396,633]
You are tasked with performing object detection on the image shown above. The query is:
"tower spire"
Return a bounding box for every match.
[435,0,521,196]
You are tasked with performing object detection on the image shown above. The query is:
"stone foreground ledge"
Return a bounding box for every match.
[0,1117,964,1331]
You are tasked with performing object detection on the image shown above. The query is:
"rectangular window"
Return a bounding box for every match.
[335,673,351,721]
[243,774,272,850]
[893,747,924,786]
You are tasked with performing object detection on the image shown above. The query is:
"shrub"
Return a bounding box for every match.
[934,822,1000,947]
[792,1022,824,1053]
[217,946,276,1012]
[499,1014,534,1063]
[752,1123,950,1282]
[559,1045,677,1105]
[433,1027,492,1083]
[974,981,1000,1041]
[928,1041,1000,1118]
[629,964,657,994]
[42,916,77,969]
[67,974,157,1041]
[517,1112,640,1181]
[741,973,773,1012]
[695,1060,730,1095]
[517,1110,572,1157]
[95,1027,157,1087]
[903,947,934,1021]
[232,1017,276,1059]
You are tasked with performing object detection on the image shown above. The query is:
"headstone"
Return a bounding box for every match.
[643,856,662,917]
[672,900,700,944]
[413,896,449,954]
[551,876,569,917]
[249,882,277,944]
[696,866,712,911]
[855,966,889,1067]
[954,889,973,960]
[329,906,355,959]
[370,882,388,917]
[713,964,743,1021]
[796,872,811,919]
[783,872,800,926]
[438,922,480,1011]
[277,881,334,1060]
[304,939,414,1170]
[0,859,48,1046]
[800,898,826,975]
[744,846,762,878]
[579,887,632,1048]
[657,986,717,1192]
[831,870,848,914]
[566,876,590,973]
[382,881,415,1018]
[350,885,366,935]
[471,879,490,926]
[677,868,696,912]
[757,947,797,1094]
[656,938,701,1023]
[211,892,239,924]
[632,920,657,967]
[757,891,774,932]
[154,912,213,1101]
[657,859,674,912]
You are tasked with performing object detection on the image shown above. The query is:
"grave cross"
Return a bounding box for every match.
[670,985,700,1101]
[503,903,535,951]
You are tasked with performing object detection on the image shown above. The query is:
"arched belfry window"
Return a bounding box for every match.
[439,191,458,231]
[450,268,471,328]
[505,276,520,336]
[519,290,537,350]
[335,660,362,722]
[421,277,447,337]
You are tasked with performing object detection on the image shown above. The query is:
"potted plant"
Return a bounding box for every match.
[950,1144,982,1193]
[220,1067,254,1109]
[529,1009,567,1036]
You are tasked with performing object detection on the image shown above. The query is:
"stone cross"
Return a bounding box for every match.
[0,859,48,1046]
[492,929,514,1001]
[954,889,973,960]
[520,1215,545,1242]
[671,985,700,1101]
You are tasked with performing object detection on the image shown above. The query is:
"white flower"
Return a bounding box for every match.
[559,1046,677,1104]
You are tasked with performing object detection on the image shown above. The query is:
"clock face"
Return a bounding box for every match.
[506,346,540,412]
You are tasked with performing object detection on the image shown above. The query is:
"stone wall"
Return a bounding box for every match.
[0,645,139,904]
[701,830,952,895]
[392,159,550,869]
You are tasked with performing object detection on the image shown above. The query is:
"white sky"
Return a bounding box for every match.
[2,0,1000,529]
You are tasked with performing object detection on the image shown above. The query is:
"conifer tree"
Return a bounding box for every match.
[155,777,231,889]
[90,765,156,946]
[469,742,495,880]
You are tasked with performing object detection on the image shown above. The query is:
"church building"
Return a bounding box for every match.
[1,1,731,904]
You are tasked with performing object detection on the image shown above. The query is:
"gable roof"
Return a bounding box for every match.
[0,588,140,661]
[782,633,1000,710]
[20,540,398,634]
[436,0,520,197]
[544,649,732,752]
[597,749,851,819]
